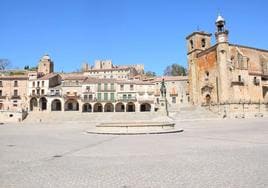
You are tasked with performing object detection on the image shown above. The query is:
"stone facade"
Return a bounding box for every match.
[0,55,188,118]
[187,15,268,117]
[0,75,28,111]
[82,60,142,80]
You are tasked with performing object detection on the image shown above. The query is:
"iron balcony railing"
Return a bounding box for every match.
[117,97,137,102]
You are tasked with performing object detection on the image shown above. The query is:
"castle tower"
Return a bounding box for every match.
[186,32,212,104]
[37,54,54,75]
[215,14,230,103]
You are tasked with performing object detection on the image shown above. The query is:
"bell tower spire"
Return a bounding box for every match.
[215,14,229,43]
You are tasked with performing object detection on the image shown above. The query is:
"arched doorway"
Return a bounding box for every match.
[65,99,79,111]
[93,103,103,112]
[205,94,211,105]
[0,103,3,110]
[140,103,151,112]
[51,99,62,111]
[39,97,47,111]
[126,102,135,112]
[82,103,92,112]
[115,102,125,112]
[104,103,114,112]
[30,97,38,111]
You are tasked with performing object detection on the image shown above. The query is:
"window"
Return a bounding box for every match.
[84,95,88,100]
[32,90,35,95]
[110,93,114,101]
[37,89,40,95]
[33,82,35,87]
[128,94,131,99]
[14,81,18,87]
[14,89,18,96]
[104,83,108,90]
[0,90,2,96]
[123,94,127,99]
[190,40,194,49]
[120,85,124,91]
[98,83,101,91]
[88,94,93,100]
[37,81,40,87]
[201,38,206,48]
[111,83,114,90]
[238,75,242,82]
[205,71,209,80]
[41,89,44,95]
[104,93,108,100]
[172,97,176,103]
[97,93,101,100]
[130,84,134,91]
[42,81,45,87]
[0,81,2,87]
[86,86,90,91]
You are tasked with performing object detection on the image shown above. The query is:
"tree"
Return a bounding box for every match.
[164,64,187,76]
[145,71,156,77]
[0,59,11,70]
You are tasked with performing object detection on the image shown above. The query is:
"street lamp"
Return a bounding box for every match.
[160,78,169,116]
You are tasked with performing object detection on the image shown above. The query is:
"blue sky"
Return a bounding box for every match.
[0,0,267,75]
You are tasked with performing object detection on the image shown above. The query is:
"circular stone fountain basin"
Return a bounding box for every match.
[86,121,183,135]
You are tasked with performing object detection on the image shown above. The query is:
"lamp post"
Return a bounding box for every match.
[160,78,169,116]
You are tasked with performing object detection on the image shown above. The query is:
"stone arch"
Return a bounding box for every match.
[104,103,114,112]
[39,97,47,111]
[65,99,79,111]
[51,99,62,111]
[82,103,92,112]
[205,94,211,105]
[30,97,38,111]
[140,103,151,112]
[115,102,125,112]
[126,102,135,112]
[93,103,103,112]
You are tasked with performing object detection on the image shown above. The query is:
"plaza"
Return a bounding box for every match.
[0,117,267,188]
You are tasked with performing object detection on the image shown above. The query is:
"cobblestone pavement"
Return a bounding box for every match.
[0,118,267,188]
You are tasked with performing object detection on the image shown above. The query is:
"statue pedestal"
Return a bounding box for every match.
[158,98,168,116]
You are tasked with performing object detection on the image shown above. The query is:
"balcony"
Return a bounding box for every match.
[46,93,62,97]
[231,79,244,86]
[0,95,6,99]
[11,95,21,99]
[63,94,80,100]
[81,98,96,102]
[170,93,178,97]
[117,97,137,102]
[97,89,116,92]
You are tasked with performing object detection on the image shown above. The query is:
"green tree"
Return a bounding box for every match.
[164,64,187,76]
[145,71,156,77]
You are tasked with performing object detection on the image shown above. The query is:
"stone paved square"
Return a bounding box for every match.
[0,118,267,187]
